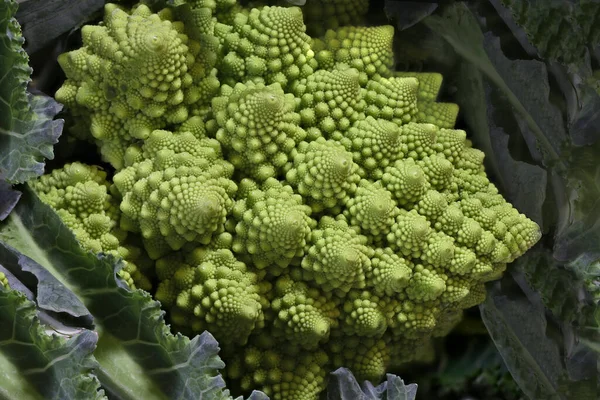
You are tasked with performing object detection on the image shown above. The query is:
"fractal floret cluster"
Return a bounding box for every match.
[37,1,541,399]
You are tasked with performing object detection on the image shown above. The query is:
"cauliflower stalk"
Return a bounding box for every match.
[35,2,541,400]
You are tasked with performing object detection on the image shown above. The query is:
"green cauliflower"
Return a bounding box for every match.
[268,275,339,349]
[291,64,367,141]
[312,25,395,78]
[227,178,316,272]
[299,0,370,37]
[55,4,220,168]
[300,216,374,294]
[154,240,266,345]
[49,3,542,399]
[214,5,317,87]
[226,333,330,400]
[284,137,361,213]
[113,129,237,259]
[395,72,459,129]
[246,0,370,37]
[328,335,391,383]
[211,81,307,180]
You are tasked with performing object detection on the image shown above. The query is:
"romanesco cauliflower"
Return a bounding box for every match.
[35,2,542,399]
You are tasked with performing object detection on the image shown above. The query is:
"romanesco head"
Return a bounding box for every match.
[51,4,543,398]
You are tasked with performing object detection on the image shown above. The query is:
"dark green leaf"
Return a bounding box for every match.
[383,1,438,30]
[0,180,20,221]
[566,66,600,146]
[15,0,104,54]
[327,367,417,400]
[553,143,600,263]
[0,242,92,322]
[0,0,63,184]
[0,287,105,400]
[479,277,566,400]
[486,0,599,65]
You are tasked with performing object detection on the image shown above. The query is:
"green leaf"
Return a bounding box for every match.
[553,141,600,264]
[479,277,566,400]
[480,273,599,400]
[0,186,259,400]
[383,1,438,31]
[516,248,595,328]
[0,242,92,322]
[15,0,104,54]
[0,287,105,400]
[0,0,63,184]
[327,367,418,400]
[0,180,20,221]
[487,0,600,65]
[565,64,600,146]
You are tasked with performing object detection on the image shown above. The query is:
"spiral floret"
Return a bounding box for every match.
[270,276,339,349]
[366,247,413,296]
[301,217,374,293]
[381,158,430,207]
[285,138,361,213]
[339,291,387,337]
[329,336,391,383]
[292,64,367,140]
[313,25,395,78]
[113,130,237,259]
[343,180,399,239]
[230,178,315,271]
[154,247,264,345]
[227,337,330,400]
[387,209,432,258]
[213,81,307,180]
[364,76,419,125]
[341,117,407,179]
[298,0,370,37]
[395,71,459,128]
[215,6,316,87]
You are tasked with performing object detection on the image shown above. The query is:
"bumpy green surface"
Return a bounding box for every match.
[283,0,370,37]
[212,81,307,180]
[113,129,237,259]
[228,178,315,271]
[247,0,370,37]
[395,72,459,129]
[55,4,220,168]
[155,241,265,345]
[214,5,317,87]
[313,26,395,78]
[48,3,542,399]
[291,64,367,141]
